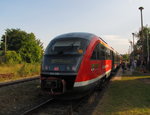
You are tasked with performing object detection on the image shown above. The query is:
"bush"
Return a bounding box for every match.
[0,63,41,82]
[5,51,22,64]
[0,51,3,56]
[17,63,40,77]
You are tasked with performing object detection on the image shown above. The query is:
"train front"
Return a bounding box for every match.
[40,34,90,97]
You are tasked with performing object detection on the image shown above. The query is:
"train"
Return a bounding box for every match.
[40,32,121,99]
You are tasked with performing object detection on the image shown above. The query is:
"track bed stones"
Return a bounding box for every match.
[0,79,50,115]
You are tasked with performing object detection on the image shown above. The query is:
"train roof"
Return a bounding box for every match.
[52,32,120,55]
[53,32,96,41]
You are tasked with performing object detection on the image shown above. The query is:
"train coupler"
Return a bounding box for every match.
[45,78,66,95]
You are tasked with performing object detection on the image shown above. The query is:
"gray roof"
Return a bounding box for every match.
[53,32,96,41]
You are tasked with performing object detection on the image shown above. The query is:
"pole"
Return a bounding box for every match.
[139,7,144,31]
[147,31,149,69]
[138,7,144,61]
[4,34,7,56]
[128,46,130,55]
[128,45,130,62]
[129,41,132,53]
[132,33,135,60]
[129,40,133,60]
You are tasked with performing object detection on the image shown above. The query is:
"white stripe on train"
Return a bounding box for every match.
[74,69,111,87]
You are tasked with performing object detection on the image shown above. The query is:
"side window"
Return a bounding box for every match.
[91,44,100,60]
[91,43,111,60]
[106,48,111,60]
[91,48,97,60]
[108,49,111,59]
[100,44,105,60]
[96,44,100,59]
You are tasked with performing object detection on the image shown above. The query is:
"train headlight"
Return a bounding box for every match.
[45,66,48,70]
[72,66,76,71]
[78,49,83,54]
[66,66,70,71]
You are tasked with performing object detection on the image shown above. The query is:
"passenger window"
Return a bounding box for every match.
[100,44,105,60]
[105,49,110,60]
[91,49,97,60]
[107,49,111,59]
[91,43,111,60]
[91,44,99,60]
[96,44,100,59]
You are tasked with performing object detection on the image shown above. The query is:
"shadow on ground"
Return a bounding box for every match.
[79,70,150,115]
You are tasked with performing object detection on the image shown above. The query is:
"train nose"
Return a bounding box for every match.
[42,64,78,72]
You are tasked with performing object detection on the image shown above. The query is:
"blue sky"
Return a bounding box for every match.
[0,0,150,54]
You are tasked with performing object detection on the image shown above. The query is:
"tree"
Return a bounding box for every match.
[122,54,129,61]
[0,28,44,63]
[135,26,150,69]
[136,26,150,58]
[5,51,22,64]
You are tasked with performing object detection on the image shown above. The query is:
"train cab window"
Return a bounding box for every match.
[45,38,89,55]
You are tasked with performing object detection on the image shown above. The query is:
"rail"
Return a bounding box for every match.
[0,76,40,87]
[22,98,54,115]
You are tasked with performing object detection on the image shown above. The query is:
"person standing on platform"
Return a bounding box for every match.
[121,61,125,73]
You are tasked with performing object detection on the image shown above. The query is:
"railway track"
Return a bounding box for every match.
[0,76,39,87]
[1,70,118,115]
[20,78,111,115]
[64,96,90,115]
[22,98,55,115]
[66,72,118,115]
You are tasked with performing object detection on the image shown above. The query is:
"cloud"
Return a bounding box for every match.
[101,35,130,54]
[102,35,128,44]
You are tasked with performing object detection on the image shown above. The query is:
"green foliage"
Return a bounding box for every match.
[0,63,40,82]
[0,56,5,64]
[19,40,42,63]
[5,51,22,64]
[122,54,129,61]
[0,51,3,56]
[17,63,40,77]
[136,26,150,58]
[0,28,44,63]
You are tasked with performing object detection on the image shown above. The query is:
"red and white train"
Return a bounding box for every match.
[40,32,121,98]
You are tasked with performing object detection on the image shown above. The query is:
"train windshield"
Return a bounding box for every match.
[45,38,88,55]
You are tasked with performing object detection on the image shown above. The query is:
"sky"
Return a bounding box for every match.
[0,0,150,54]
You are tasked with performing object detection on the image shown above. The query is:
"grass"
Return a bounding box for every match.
[92,70,150,115]
[0,63,40,82]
